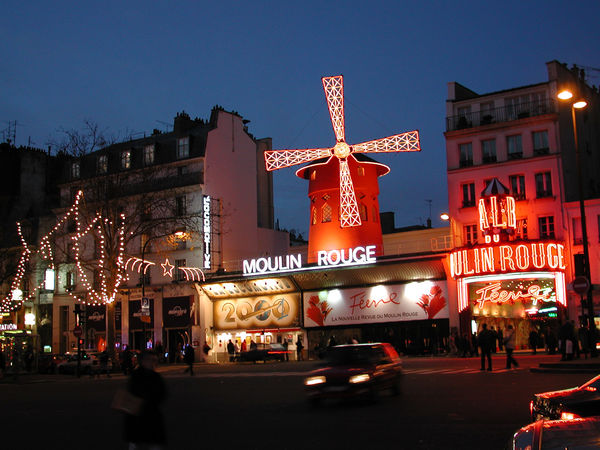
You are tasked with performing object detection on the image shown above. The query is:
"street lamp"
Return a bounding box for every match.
[558,89,595,336]
[139,228,185,349]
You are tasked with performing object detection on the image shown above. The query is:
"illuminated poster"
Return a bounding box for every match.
[303,281,449,328]
[468,278,558,318]
[213,293,301,330]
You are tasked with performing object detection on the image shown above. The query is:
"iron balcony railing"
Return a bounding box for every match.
[446,99,557,132]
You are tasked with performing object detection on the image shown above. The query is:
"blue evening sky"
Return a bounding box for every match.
[2,1,599,238]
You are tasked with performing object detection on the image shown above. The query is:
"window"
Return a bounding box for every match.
[572,217,582,245]
[97,155,108,174]
[457,105,471,128]
[322,203,332,223]
[65,271,76,291]
[144,145,155,166]
[459,143,473,167]
[177,137,189,159]
[539,216,555,239]
[516,218,528,240]
[359,204,368,221]
[535,172,552,198]
[175,196,186,216]
[71,162,80,179]
[121,150,131,169]
[462,183,476,208]
[174,259,186,281]
[507,135,522,159]
[509,175,526,200]
[311,207,317,225]
[480,102,495,125]
[464,225,478,245]
[533,131,549,155]
[481,139,496,163]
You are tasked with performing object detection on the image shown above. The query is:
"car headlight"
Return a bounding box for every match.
[304,376,326,386]
[349,374,371,384]
[560,412,581,420]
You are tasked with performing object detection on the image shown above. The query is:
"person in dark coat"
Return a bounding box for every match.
[478,323,495,371]
[529,329,539,355]
[227,340,235,362]
[183,344,195,375]
[123,350,167,449]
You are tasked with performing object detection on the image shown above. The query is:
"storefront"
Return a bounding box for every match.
[85,304,106,351]
[163,296,192,363]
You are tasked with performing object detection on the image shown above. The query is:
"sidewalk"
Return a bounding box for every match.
[530,357,600,374]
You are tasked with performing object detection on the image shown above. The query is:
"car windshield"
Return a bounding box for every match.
[325,346,379,365]
[580,374,600,390]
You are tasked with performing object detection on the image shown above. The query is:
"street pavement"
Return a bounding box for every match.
[1,352,598,449]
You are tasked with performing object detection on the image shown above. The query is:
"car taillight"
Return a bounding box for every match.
[560,412,581,420]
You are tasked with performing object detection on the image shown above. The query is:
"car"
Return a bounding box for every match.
[56,352,99,374]
[511,416,600,449]
[38,353,68,374]
[237,343,289,363]
[303,343,402,406]
[530,374,600,420]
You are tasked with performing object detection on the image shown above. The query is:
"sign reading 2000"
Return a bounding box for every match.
[213,294,301,330]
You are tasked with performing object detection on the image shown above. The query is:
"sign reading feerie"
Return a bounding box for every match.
[303,281,449,327]
[243,245,376,276]
[450,241,566,279]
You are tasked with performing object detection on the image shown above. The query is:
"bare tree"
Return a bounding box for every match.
[47,120,115,156]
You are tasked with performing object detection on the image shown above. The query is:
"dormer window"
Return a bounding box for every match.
[177,137,189,159]
[97,155,108,174]
[121,150,131,170]
[144,145,155,166]
[71,162,80,179]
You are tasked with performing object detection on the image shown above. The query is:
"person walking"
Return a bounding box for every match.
[99,349,111,377]
[579,324,591,360]
[123,350,167,449]
[504,324,519,369]
[183,344,195,376]
[296,336,304,361]
[478,324,494,371]
[529,329,539,355]
[227,339,235,362]
[282,339,289,361]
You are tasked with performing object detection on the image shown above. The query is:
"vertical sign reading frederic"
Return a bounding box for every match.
[203,195,211,269]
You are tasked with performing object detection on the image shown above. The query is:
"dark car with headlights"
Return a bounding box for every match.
[530,374,600,421]
[237,343,289,363]
[511,416,600,449]
[303,343,402,405]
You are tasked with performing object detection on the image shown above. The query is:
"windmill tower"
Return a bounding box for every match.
[265,75,421,262]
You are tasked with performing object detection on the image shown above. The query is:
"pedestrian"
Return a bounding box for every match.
[227,339,235,362]
[183,344,195,375]
[240,340,247,353]
[478,324,494,371]
[579,324,590,360]
[250,339,257,351]
[282,339,289,361]
[327,335,337,348]
[296,336,304,361]
[99,349,111,377]
[529,329,539,355]
[470,333,478,357]
[121,346,133,375]
[123,350,167,449]
[503,325,519,369]
[497,328,504,352]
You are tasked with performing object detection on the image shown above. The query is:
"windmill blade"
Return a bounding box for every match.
[264,148,333,171]
[322,76,346,143]
[352,130,421,154]
[338,158,362,227]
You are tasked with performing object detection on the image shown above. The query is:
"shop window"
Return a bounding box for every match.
[459,143,473,167]
[509,175,526,200]
[322,203,332,223]
[359,203,368,221]
[464,224,478,245]
[535,172,552,198]
[507,135,522,159]
[538,216,555,239]
[462,183,476,208]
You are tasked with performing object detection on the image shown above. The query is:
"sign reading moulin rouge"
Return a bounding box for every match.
[450,241,566,278]
[242,245,377,276]
[203,195,211,269]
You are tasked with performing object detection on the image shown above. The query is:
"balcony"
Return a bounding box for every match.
[446,99,556,132]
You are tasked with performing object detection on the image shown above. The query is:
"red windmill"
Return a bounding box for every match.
[265,75,421,262]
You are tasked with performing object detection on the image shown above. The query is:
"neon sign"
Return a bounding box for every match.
[474,282,554,309]
[478,195,516,243]
[450,242,566,278]
[243,245,377,276]
[203,195,211,269]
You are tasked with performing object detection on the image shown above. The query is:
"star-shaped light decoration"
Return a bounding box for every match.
[161,258,175,277]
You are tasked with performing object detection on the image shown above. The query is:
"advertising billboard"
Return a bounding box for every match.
[213,293,301,330]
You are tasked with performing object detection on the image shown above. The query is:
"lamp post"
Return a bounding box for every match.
[139,229,185,350]
[558,90,596,342]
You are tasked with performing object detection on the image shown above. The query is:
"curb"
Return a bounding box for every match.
[530,367,600,374]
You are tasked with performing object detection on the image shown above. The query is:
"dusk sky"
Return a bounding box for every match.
[2,1,599,239]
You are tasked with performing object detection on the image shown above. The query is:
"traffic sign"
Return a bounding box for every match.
[573,276,590,295]
[73,325,83,337]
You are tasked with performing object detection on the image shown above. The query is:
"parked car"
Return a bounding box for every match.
[511,416,600,449]
[530,374,600,420]
[56,352,99,374]
[238,343,289,363]
[303,343,402,406]
[38,353,68,374]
